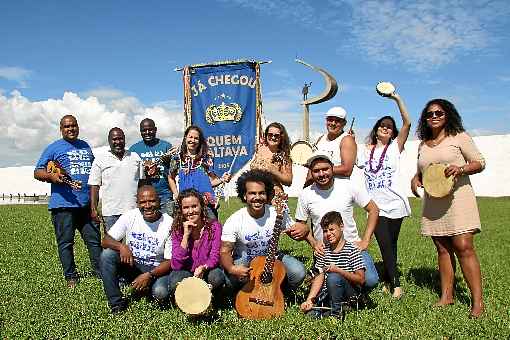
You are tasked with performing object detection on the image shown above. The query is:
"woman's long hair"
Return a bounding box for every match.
[179,125,209,165]
[171,189,212,239]
[417,99,465,141]
[264,122,291,160]
[365,115,399,145]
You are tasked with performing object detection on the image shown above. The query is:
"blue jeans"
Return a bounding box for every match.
[50,207,102,279]
[168,268,225,295]
[103,215,121,232]
[361,250,379,290]
[100,248,170,308]
[160,198,175,217]
[222,254,306,293]
[326,272,358,314]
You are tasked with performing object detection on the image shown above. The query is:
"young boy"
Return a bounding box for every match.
[300,211,366,317]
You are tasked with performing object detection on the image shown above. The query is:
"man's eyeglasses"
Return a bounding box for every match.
[425,110,446,119]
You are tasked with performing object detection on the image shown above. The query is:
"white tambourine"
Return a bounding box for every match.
[376,81,396,97]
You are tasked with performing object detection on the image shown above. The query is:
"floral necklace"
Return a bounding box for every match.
[368,142,390,173]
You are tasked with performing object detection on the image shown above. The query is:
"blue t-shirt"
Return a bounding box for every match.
[35,139,94,209]
[129,139,172,202]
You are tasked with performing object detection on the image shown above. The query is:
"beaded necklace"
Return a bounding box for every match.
[368,142,390,173]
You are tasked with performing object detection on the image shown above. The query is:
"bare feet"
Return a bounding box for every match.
[433,298,454,307]
[469,303,484,319]
[392,287,403,299]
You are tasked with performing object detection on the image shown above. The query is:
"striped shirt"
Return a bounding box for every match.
[314,241,365,273]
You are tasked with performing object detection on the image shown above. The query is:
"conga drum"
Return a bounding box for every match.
[422,163,454,198]
[174,277,212,316]
[290,141,316,166]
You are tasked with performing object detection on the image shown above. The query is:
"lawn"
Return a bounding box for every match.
[0,197,509,338]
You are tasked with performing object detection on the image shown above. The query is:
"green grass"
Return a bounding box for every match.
[1,197,509,338]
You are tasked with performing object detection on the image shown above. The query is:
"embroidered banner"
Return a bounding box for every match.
[186,62,259,177]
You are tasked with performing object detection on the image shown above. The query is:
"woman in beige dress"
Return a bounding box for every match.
[411,99,485,318]
[250,122,293,194]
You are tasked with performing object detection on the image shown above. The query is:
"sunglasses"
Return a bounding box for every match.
[266,132,281,140]
[425,110,446,119]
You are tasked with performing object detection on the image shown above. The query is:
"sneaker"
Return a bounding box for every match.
[111,300,128,315]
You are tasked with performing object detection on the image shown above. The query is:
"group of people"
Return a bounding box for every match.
[34,92,486,319]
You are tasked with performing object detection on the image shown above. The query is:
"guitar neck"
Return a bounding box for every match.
[260,214,284,284]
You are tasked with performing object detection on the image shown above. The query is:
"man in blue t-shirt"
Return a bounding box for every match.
[129,118,174,215]
[34,115,102,288]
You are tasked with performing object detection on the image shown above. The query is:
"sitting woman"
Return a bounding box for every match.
[250,122,293,197]
[300,211,365,318]
[168,189,224,297]
[168,125,230,218]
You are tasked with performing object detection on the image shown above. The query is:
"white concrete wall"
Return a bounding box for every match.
[1,135,509,197]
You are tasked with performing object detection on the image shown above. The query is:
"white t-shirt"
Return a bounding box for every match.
[221,205,293,263]
[88,150,141,216]
[295,177,371,243]
[108,208,173,267]
[358,141,411,219]
[315,131,349,165]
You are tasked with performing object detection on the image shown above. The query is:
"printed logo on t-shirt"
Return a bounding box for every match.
[67,149,92,176]
[365,155,394,191]
[128,231,160,266]
[243,228,273,259]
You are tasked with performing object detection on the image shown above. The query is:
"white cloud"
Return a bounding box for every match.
[0,66,32,88]
[220,0,509,71]
[0,90,184,166]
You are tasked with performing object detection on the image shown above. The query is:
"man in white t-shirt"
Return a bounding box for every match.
[315,106,357,177]
[88,127,141,231]
[220,170,306,293]
[294,151,380,290]
[100,185,173,314]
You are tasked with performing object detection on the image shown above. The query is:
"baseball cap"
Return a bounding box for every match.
[305,150,333,167]
[325,106,347,120]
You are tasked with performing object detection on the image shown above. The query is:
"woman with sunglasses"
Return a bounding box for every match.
[359,92,411,299]
[411,99,485,318]
[169,189,224,299]
[250,122,293,196]
[168,125,230,219]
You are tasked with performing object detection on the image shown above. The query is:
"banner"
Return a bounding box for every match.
[184,61,260,177]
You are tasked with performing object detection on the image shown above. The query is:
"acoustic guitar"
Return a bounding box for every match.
[46,160,82,190]
[235,192,288,320]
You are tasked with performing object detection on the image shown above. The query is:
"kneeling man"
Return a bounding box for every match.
[220,169,306,293]
[100,185,172,314]
[294,151,380,290]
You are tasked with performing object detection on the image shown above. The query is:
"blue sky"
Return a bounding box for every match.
[1,0,509,166]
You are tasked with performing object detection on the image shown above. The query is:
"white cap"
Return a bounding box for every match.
[325,106,347,120]
[305,150,333,167]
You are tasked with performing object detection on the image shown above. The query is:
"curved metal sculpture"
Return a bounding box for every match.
[295,59,338,105]
[294,59,339,142]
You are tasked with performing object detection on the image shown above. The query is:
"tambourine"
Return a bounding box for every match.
[376,81,396,97]
[290,141,316,166]
[174,276,212,316]
[422,163,454,198]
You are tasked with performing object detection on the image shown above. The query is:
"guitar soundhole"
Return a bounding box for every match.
[260,273,273,285]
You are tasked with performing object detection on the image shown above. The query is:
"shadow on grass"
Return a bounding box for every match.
[406,266,470,305]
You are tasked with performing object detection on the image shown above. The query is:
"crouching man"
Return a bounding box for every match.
[100,185,173,314]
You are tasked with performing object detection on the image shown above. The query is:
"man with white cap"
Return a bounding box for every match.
[293,150,380,290]
[314,106,356,178]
